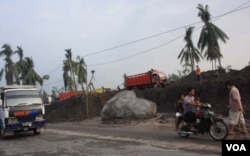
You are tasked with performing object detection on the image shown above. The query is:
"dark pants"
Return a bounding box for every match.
[183,111,196,123]
[197,75,201,81]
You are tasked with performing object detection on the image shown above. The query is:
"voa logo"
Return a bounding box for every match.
[226,144,246,152]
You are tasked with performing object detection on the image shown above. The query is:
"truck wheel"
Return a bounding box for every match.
[153,84,159,88]
[33,128,41,135]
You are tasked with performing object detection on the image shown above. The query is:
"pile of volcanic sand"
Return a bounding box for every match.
[46,65,250,123]
[134,65,250,119]
[45,91,117,123]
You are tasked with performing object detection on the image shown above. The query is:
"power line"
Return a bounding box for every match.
[83,3,250,58]
[88,24,205,67]
[46,64,62,75]
[83,25,194,58]
[88,35,184,66]
[44,2,250,76]
[231,1,250,11]
[212,5,250,21]
[88,5,250,66]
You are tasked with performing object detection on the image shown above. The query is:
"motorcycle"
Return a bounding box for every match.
[177,103,228,141]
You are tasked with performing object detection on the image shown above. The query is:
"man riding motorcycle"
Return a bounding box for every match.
[182,87,201,132]
[178,87,229,141]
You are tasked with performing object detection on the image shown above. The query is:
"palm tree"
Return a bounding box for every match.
[41,75,50,94]
[88,70,95,92]
[75,56,87,91]
[182,63,192,76]
[178,27,203,71]
[0,69,3,81]
[63,57,77,91]
[0,44,43,86]
[64,49,77,91]
[63,62,71,91]
[197,4,229,70]
[42,75,50,83]
[0,44,18,85]
[14,46,27,85]
[24,57,43,86]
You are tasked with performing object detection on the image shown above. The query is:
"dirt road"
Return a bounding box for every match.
[1,115,249,156]
[47,122,221,153]
[0,129,219,156]
[46,115,250,153]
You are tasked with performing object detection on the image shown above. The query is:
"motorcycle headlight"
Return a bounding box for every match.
[8,117,18,124]
[35,115,45,121]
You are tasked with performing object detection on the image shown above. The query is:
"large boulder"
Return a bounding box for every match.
[101,90,157,120]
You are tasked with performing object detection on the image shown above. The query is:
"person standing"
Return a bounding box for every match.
[226,81,248,135]
[175,93,184,131]
[196,65,201,81]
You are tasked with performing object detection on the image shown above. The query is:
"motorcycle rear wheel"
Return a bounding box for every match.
[177,121,190,138]
[209,120,228,141]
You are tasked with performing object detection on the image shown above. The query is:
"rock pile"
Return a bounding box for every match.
[101,90,157,120]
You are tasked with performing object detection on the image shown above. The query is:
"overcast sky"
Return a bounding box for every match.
[0,0,250,93]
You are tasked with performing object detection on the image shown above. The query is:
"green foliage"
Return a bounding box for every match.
[168,73,181,82]
[63,50,87,91]
[0,44,15,85]
[197,4,229,69]
[0,44,43,86]
[168,67,191,82]
[178,27,203,72]
[178,4,230,71]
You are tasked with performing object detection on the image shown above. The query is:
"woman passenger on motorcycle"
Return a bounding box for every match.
[183,87,201,132]
[175,93,184,131]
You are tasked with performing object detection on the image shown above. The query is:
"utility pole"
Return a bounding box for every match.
[87,70,95,92]
[85,68,96,120]
[85,65,89,120]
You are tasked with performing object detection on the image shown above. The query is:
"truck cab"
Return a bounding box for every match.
[0,85,50,139]
[151,69,168,88]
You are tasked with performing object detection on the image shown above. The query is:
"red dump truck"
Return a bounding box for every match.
[59,91,77,101]
[124,69,168,89]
